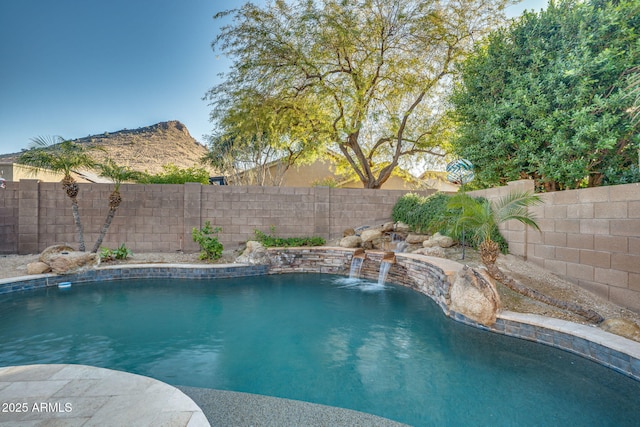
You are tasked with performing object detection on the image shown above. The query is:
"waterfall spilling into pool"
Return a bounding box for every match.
[377,260,392,286]
[348,257,364,279]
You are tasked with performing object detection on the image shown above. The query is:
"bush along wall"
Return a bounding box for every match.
[391,192,509,253]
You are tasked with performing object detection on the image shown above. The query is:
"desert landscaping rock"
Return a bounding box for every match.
[412,247,446,258]
[450,266,501,326]
[39,244,75,265]
[235,241,269,265]
[47,251,99,274]
[339,235,362,248]
[600,318,640,342]
[423,232,455,248]
[26,261,51,275]
[405,233,430,244]
[343,228,356,237]
[382,221,395,232]
[395,222,410,233]
[360,228,383,243]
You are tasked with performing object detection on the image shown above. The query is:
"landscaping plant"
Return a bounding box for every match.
[18,136,97,251]
[254,227,325,247]
[92,159,143,253]
[99,244,133,262]
[446,190,603,323]
[192,221,224,260]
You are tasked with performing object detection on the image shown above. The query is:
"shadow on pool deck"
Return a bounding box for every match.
[179,386,410,427]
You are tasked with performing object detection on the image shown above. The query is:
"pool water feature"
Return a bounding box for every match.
[1,274,640,426]
[348,256,364,279]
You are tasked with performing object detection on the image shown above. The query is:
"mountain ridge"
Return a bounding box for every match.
[0,121,213,175]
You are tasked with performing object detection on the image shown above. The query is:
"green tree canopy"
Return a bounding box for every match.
[451,0,640,191]
[137,164,210,185]
[206,0,511,188]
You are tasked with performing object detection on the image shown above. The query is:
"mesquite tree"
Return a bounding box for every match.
[206,0,511,188]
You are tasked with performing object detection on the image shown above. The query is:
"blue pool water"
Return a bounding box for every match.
[1,274,639,426]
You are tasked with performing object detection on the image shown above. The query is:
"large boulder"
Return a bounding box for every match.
[382,222,395,233]
[423,232,455,248]
[39,245,75,265]
[600,318,640,342]
[48,251,99,275]
[405,233,430,245]
[395,222,411,233]
[360,228,383,250]
[450,266,501,326]
[343,228,356,237]
[27,262,52,275]
[339,235,362,248]
[412,246,446,258]
[360,228,382,243]
[235,241,270,265]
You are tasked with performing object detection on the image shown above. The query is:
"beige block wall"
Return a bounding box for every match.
[0,181,19,253]
[471,180,640,312]
[1,180,433,255]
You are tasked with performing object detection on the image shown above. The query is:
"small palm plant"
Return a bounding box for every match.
[18,136,97,251]
[446,191,542,267]
[446,190,603,323]
[91,159,142,253]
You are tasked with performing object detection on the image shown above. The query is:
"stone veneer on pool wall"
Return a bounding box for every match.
[1,247,639,382]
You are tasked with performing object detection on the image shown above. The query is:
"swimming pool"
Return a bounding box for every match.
[1,273,639,426]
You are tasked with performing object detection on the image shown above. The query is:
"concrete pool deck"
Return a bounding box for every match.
[0,364,408,427]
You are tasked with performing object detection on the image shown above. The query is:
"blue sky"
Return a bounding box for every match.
[0,0,548,156]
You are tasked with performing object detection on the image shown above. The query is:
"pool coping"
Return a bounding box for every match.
[1,252,639,384]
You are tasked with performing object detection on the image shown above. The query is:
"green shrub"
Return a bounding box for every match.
[391,193,424,225]
[392,192,452,233]
[138,163,210,185]
[392,192,510,254]
[99,243,133,261]
[192,221,224,260]
[254,227,325,247]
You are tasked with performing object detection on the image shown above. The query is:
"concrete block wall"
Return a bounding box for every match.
[0,181,20,253]
[0,180,432,255]
[471,180,640,312]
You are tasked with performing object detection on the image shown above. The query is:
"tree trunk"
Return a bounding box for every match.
[484,263,604,324]
[480,240,500,265]
[92,208,117,253]
[70,196,86,252]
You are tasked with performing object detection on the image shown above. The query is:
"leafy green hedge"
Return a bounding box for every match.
[254,227,325,247]
[391,192,451,233]
[392,192,509,253]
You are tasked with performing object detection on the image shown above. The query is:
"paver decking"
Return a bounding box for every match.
[0,364,209,426]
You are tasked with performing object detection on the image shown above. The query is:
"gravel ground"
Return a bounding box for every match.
[2,247,639,340]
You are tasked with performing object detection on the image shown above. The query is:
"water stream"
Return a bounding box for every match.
[348,257,364,279]
[377,260,392,286]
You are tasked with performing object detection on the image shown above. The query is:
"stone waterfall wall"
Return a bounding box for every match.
[265,247,484,317]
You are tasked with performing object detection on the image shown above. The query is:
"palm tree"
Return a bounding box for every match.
[447,191,604,323]
[447,191,542,266]
[18,136,96,251]
[91,159,142,253]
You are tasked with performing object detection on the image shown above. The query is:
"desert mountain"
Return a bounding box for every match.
[1,121,214,176]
